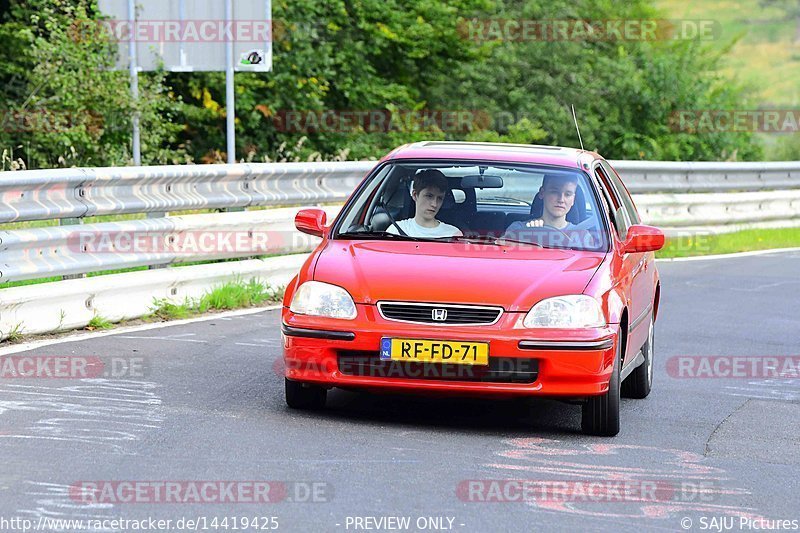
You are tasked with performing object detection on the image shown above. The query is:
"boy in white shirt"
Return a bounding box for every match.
[387,169,463,238]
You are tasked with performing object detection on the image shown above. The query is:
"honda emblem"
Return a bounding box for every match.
[432,308,448,321]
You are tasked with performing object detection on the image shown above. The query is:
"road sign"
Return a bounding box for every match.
[98,0,273,72]
[97,0,273,164]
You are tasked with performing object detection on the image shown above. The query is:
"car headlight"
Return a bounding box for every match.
[289,281,357,320]
[523,295,606,328]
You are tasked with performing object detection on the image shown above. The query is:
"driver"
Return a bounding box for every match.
[387,169,463,238]
[502,174,578,243]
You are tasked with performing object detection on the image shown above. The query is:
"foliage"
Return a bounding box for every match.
[0,0,184,167]
[86,314,113,330]
[0,0,771,167]
[148,278,282,320]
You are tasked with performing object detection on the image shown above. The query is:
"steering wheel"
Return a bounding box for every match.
[525,223,571,239]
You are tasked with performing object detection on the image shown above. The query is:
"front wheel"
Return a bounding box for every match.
[622,317,654,399]
[285,378,327,410]
[581,335,622,436]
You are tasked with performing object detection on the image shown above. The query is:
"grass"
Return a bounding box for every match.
[85,314,113,330]
[656,0,800,106]
[148,278,283,321]
[657,226,800,258]
[197,278,281,312]
[1,322,25,343]
[148,298,195,321]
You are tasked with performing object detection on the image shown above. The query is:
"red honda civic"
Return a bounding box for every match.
[281,141,664,436]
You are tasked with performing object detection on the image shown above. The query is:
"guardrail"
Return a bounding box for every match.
[0,162,370,223]
[3,160,800,224]
[1,159,799,340]
[612,161,800,193]
[0,207,341,284]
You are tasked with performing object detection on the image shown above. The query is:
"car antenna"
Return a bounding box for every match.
[571,104,585,151]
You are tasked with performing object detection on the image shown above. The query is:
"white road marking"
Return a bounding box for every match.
[115,335,208,343]
[656,246,800,262]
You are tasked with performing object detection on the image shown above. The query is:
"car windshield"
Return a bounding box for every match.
[333,161,610,252]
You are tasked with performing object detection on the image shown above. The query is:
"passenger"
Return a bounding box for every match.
[503,174,578,244]
[387,169,463,238]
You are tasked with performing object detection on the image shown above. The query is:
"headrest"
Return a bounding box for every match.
[530,186,586,224]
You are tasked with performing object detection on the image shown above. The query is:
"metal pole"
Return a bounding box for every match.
[178,0,186,68]
[127,0,141,165]
[225,0,236,163]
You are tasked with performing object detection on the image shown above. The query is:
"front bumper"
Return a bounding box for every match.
[281,304,618,398]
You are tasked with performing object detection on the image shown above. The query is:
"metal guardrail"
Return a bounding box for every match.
[0,255,306,339]
[0,162,371,223]
[611,161,800,193]
[0,158,799,340]
[0,207,341,283]
[1,160,799,284]
[2,160,799,224]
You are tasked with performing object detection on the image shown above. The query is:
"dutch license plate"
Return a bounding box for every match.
[380,337,489,365]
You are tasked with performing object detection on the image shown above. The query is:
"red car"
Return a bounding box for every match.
[281,142,664,436]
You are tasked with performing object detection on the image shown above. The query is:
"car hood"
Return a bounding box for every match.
[313,240,606,312]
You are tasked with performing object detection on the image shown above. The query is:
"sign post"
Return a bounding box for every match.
[97,0,273,164]
[127,0,141,165]
[225,0,235,163]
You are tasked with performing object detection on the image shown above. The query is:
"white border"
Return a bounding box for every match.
[0,304,282,355]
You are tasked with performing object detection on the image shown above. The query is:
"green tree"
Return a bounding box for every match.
[0,0,183,168]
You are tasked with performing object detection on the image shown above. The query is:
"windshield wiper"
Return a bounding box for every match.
[444,235,503,246]
[444,235,543,248]
[336,231,432,242]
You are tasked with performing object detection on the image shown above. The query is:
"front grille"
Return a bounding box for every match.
[338,351,539,384]
[378,302,503,326]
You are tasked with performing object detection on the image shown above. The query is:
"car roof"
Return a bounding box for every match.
[384,141,601,169]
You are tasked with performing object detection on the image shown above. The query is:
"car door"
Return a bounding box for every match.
[593,162,647,359]
[599,160,653,354]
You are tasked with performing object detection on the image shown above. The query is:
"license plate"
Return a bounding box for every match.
[380,337,489,365]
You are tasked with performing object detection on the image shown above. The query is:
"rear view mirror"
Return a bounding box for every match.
[460,175,504,188]
[295,208,327,237]
[623,224,665,253]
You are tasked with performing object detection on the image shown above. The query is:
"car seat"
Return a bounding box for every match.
[528,184,586,224]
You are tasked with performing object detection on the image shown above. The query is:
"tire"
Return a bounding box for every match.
[622,317,654,399]
[285,378,327,410]
[581,334,622,436]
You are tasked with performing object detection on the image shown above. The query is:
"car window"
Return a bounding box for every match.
[472,172,543,205]
[601,160,640,225]
[594,164,630,241]
[333,161,611,252]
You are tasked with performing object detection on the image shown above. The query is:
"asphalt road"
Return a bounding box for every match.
[1,250,799,533]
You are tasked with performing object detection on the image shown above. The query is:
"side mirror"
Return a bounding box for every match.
[623,224,665,253]
[295,208,327,237]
